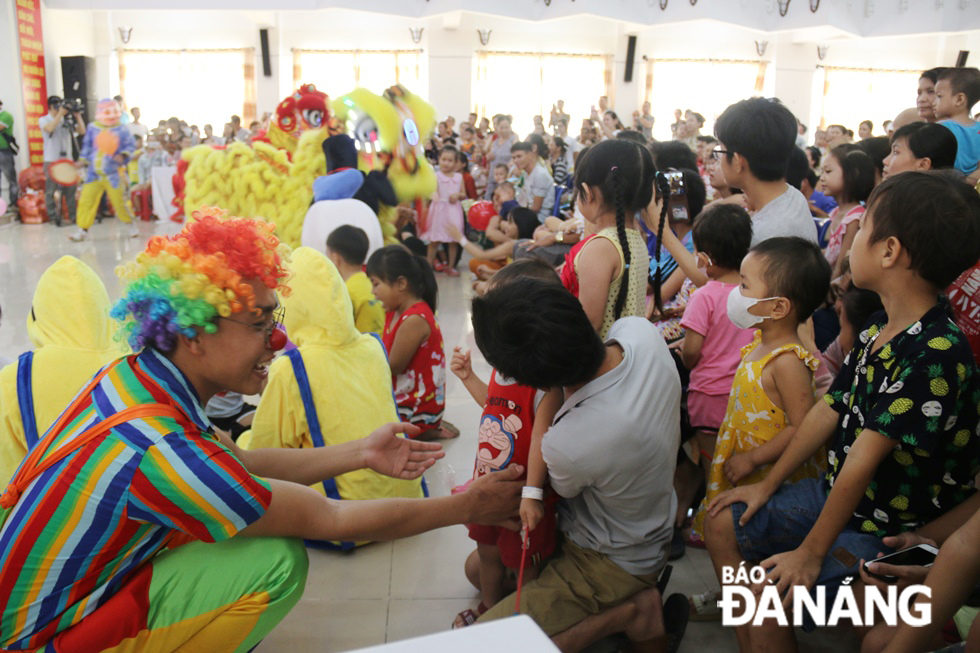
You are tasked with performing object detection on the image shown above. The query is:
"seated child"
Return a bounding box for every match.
[450,259,564,628]
[246,247,425,546]
[693,236,831,537]
[368,245,456,440]
[326,225,385,335]
[704,171,980,651]
[0,256,128,485]
[676,205,755,541]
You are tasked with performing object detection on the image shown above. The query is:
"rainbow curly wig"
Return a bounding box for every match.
[112,206,291,352]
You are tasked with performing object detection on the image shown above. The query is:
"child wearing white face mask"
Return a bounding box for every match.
[692,236,831,538]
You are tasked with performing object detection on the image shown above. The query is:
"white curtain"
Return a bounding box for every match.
[820,67,920,134]
[119,50,249,130]
[293,50,424,98]
[648,60,765,141]
[472,52,608,138]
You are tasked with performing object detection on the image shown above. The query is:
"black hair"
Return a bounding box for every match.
[686,111,705,126]
[937,67,980,108]
[827,144,876,204]
[714,97,797,182]
[574,139,656,320]
[691,203,753,271]
[439,145,458,158]
[865,170,980,289]
[616,130,649,145]
[604,110,625,129]
[650,141,698,173]
[855,137,890,179]
[326,225,370,266]
[471,278,605,388]
[487,258,561,288]
[750,237,832,323]
[552,137,568,155]
[510,141,533,154]
[840,285,884,335]
[509,207,540,240]
[827,124,847,136]
[804,168,819,189]
[785,147,811,190]
[525,133,547,159]
[920,67,948,85]
[456,150,470,167]
[696,135,719,145]
[47,95,62,106]
[494,163,509,173]
[805,146,822,169]
[890,122,958,170]
[859,120,873,131]
[366,245,438,311]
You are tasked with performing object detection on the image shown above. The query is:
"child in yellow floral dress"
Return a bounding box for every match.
[693,237,831,536]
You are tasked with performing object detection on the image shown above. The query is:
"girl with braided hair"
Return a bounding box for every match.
[571,139,653,338]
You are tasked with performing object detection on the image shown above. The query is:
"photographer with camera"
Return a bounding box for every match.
[39,95,85,226]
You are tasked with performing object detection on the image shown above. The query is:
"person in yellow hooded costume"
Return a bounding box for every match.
[0,256,129,485]
[245,246,425,549]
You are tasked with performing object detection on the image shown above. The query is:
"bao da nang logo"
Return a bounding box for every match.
[719,563,932,627]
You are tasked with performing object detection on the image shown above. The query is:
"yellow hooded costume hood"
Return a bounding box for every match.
[246,247,424,520]
[0,256,129,484]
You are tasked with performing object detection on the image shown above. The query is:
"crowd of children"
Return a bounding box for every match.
[0,64,979,653]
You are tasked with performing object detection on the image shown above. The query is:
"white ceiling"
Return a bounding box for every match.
[41,0,980,39]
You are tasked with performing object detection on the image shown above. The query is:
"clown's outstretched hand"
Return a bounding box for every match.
[362,422,445,480]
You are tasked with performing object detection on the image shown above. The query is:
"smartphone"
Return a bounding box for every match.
[863,544,938,583]
[664,170,686,196]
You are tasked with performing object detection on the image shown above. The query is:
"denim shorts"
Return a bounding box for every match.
[731,478,893,632]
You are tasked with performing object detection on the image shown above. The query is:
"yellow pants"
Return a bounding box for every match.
[77,178,133,230]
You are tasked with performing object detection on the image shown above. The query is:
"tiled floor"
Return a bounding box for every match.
[0,218,862,652]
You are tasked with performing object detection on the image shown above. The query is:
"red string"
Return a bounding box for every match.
[514,528,530,614]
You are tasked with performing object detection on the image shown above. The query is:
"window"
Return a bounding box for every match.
[292,49,425,98]
[819,66,921,135]
[472,52,609,138]
[119,49,252,130]
[647,59,767,141]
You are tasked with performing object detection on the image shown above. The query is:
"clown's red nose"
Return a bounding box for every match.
[269,328,288,352]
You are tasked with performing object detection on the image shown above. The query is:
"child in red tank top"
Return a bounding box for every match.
[368,245,457,440]
[448,259,564,628]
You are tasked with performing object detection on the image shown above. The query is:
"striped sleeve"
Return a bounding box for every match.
[127,431,271,542]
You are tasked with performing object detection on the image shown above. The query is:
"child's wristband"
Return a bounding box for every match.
[521,486,544,501]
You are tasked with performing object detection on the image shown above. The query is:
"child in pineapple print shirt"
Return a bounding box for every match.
[704,172,980,648]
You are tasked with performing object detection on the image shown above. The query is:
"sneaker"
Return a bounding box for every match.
[69,228,89,242]
[128,222,140,238]
[689,589,722,622]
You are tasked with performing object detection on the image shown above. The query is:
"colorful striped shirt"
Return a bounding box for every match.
[0,348,271,650]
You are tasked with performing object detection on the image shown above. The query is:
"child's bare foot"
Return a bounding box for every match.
[447,267,460,277]
[476,265,497,280]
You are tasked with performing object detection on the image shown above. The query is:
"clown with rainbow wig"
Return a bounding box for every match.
[0,208,518,653]
[70,98,137,242]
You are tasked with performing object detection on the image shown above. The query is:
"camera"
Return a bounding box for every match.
[664,170,686,197]
[60,97,83,113]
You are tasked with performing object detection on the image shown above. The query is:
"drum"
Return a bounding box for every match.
[48,159,80,187]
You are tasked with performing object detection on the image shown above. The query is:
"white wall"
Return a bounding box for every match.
[9,6,980,151]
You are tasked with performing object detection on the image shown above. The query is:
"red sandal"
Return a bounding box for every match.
[452,602,488,629]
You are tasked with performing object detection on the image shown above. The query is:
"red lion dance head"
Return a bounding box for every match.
[266,83,337,153]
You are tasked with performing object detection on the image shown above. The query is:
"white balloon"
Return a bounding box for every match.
[301,199,384,259]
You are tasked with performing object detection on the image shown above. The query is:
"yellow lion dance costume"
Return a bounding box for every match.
[181,84,437,247]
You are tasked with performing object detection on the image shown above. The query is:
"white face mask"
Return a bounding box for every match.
[726,286,779,329]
